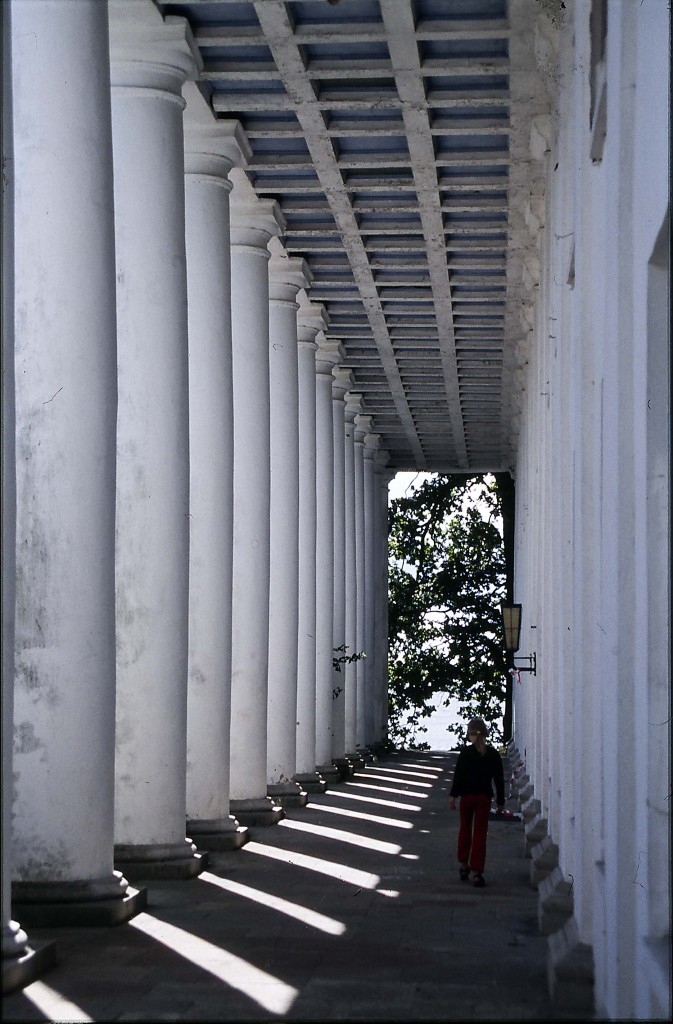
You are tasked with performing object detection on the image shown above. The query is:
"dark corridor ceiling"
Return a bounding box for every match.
[160,0,550,473]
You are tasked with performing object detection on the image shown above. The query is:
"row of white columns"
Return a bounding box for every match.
[2,0,391,985]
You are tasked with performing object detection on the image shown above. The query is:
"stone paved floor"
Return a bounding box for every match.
[3,752,571,1022]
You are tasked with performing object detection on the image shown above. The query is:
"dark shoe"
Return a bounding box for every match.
[459,865,470,882]
[473,873,486,888]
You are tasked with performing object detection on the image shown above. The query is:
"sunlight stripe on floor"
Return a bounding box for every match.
[278,817,402,855]
[393,762,443,774]
[369,767,441,780]
[307,802,414,829]
[130,912,297,1016]
[22,981,94,1023]
[324,790,422,811]
[199,872,346,935]
[345,781,428,798]
[243,841,380,889]
[354,772,433,788]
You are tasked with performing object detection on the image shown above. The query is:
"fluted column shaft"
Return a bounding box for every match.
[267,254,311,808]
[228,182,284,823]
[295,303,328,790]
[11,0,126,904]
[183,87,249,850]
[110,4,201,873]
[314,339,342,778]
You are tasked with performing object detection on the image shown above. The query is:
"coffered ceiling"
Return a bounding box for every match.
[159,0,552,473]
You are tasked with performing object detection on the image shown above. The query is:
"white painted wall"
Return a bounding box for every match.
[512,1,670,1018]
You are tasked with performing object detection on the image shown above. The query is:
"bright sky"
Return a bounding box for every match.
[387,471,435,502]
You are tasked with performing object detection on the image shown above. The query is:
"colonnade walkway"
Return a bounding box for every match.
[3,753,562,1022]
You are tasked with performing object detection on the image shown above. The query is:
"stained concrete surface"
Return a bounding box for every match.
[3,752,571,1022]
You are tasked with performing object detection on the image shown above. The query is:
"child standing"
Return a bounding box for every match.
[449,717,505,887]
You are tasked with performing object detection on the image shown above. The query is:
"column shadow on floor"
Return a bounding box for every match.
[3,753,559,1022]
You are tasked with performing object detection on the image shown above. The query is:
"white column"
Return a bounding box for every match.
[10,0,135,921]
[266,252,311,808]
[294,301,328,793]
[343,392,362,762]
[3,0,54,980]
[331,366,353,771]
[362,430,380,747]
[314,338,342,784]
[183,86,250,851]
[353,414,371,752]
[110,2,202,877]
[373,457,392,745]
[2,0,23,971]
[228,178,284,826]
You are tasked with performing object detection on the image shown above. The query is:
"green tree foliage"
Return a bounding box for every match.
[387,474,507,749]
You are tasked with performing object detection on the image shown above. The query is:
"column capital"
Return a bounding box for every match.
[345,392,364,433]
[269,253,312,305]
[363,432,381,460]
[109,2,201,92]
[297,302,328,349]
[352,403,370,443]
[230,193,284,251]
[315,337,343,378]
[356,414,374,435]
[332,366,353,402]
[184,83,251,181]
[374,449,392,478]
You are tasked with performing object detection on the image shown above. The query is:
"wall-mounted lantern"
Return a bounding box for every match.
[500,602,537,675]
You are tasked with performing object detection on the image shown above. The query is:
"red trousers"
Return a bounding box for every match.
[457,794,492,873]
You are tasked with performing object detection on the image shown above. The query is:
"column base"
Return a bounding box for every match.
[370,741,390,758]
[316,762,341,787]
[114,839,206,880]
[2,940,57,995]
[547,916,594,1015]
[230,797,285,827]
[518,781,534,804]
[12,871,148,927]
[267,782,308,808]
[538,867,574,936]
[12,887,147,929]
[524,814,549,858]
[530,834,560,889]
[521,795,542,822]
[187,815,250,852]
[332,757,355,780]
[346,750,366,770]
[293,771,327,794]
